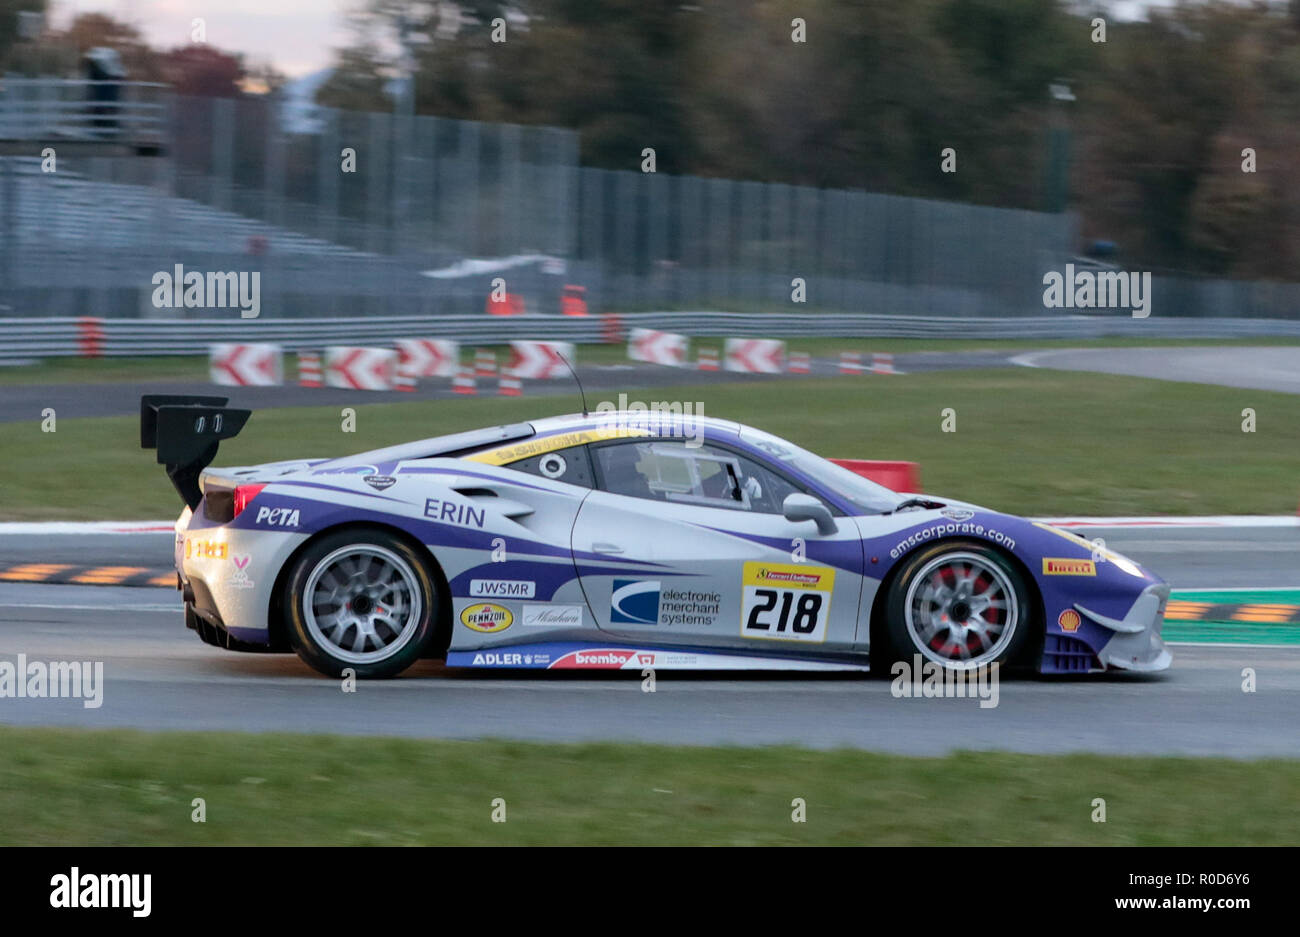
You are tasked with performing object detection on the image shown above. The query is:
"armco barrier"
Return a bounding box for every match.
[830,459,921,494]
[2,312,1300,361]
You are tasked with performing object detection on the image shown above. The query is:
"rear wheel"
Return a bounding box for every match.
[884,541,1031,671]
[283,529,438,678]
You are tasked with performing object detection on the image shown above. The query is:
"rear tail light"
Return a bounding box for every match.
[232,484,268,518]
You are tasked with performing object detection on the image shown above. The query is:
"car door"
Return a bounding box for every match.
[400,444,599,638]
[571,437,865,653]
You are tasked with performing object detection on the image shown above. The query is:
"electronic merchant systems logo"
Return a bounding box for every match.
[610,579,661,624]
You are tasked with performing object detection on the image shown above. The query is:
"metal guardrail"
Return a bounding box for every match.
[1,313,1299,362]
[0,79,169,146]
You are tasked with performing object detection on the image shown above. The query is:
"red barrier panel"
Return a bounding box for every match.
[76,316,103,358]
[829,458,921,493]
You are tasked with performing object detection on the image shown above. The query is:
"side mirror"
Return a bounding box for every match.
[782,493,836,535]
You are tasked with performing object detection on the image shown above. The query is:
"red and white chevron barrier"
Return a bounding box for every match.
[297,351,323,387]
[725,338,785,374]
[508,340,575,379]
[697,348,720,371]
[628,328,688,367]
[325,346,396,391]
[839,351,863,374]
[395,338,458,379]
[209,343,283,386]
[788,351,811,374]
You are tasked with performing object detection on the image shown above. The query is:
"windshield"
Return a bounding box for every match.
[739,427,905,514]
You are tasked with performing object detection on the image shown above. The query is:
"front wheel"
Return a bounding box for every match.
[884,541,1032,671]
[283,529,439,678]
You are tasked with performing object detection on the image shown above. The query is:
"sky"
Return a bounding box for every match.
[53,0,352,77]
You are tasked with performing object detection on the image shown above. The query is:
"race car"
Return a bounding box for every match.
[140,394,1171,678]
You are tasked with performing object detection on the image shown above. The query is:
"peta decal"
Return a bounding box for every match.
[254,506,300,527]
[460,603,514,633]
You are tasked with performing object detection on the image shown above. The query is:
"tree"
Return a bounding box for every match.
[157,44,246,97]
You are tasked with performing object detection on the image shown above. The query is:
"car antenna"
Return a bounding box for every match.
[556,351,589,417]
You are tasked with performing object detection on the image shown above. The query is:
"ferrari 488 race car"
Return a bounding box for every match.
[140,394,1171,679]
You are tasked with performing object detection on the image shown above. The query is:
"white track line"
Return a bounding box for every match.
[1032,516,1297,528]
[0,521,175,534]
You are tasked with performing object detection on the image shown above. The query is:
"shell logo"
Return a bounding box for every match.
[1058,609,1082,633]
[461,603,514,633]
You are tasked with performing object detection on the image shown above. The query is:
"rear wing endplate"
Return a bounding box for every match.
[140,395,251,509]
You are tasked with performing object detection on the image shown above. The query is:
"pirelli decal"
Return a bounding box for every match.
[1042,557,1097,576]
[467,427,650,466]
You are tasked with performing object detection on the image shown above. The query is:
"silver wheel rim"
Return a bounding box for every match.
[303,544,423,665]
[903,551,1018,670]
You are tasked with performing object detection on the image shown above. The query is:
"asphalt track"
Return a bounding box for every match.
[1,525,1297,756]
[1,344,1297,754]
[1011,345,1300,394]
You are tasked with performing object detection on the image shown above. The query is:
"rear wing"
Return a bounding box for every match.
[140,395,251,509]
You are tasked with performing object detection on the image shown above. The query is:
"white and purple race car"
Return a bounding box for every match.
[141,395,1171,678]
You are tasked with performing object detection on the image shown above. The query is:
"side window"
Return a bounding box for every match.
[593,441,801,513]
[504,444,595,487]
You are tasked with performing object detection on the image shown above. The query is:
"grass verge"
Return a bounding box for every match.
[1,726,1296,845]
[3,369,1298,519]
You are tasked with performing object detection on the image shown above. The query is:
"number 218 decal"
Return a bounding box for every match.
[740,562,835,643]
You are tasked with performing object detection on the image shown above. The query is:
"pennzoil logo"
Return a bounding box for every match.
[1042,558,1096,576]
[1058,609,1082,633]
[460,603,514,633]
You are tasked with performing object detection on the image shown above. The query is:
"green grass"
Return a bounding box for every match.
[3,369,1297,520]
[1,727,1295,844]
[2,336,1297,385]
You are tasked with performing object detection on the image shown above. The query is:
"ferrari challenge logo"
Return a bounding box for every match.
[460,603,514,633]
[1042,558,1097,576]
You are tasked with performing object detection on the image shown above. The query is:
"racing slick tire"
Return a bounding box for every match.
[883,540,1033,672]
[283,528,440,678]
